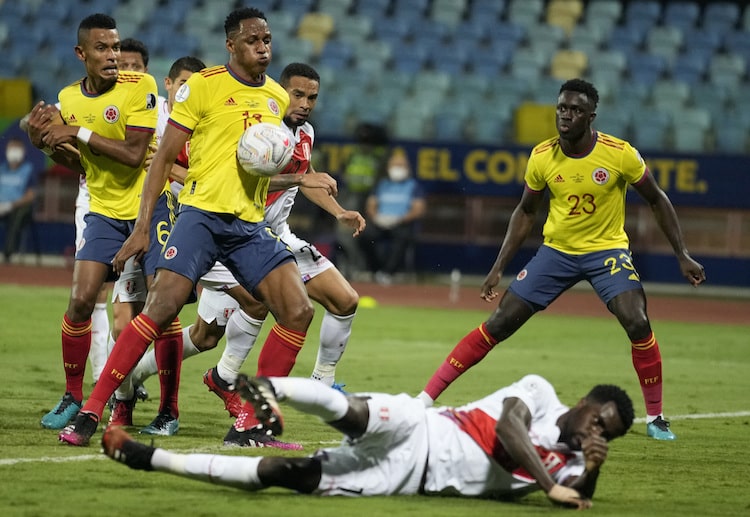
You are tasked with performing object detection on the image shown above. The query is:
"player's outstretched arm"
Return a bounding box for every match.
[480,188,543,301]
[632,173,706,286]
[561,430,607,499]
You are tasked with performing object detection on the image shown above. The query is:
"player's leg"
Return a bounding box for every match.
[305,265,358,388]
[42,258,110,429]
[102,425,321,493]
[418,245,575,406]
[89,285,110,385]
[588,249,675,440]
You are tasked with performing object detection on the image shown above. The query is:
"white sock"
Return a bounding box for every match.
[217,310,263,384]
[89,302,110,383]
[151,449,263,491]
[114,373,135,401]
[416,391,434,407]
[311,311,355,386]
[646,414,663,424]
[132,325,200,386]
[271,377,349,422]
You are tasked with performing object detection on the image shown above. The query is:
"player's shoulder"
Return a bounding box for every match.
[197,64,227,79]
[517,374,556,396]
[116,71,156,87]
[595,131,630,151]
[531,136,560,157]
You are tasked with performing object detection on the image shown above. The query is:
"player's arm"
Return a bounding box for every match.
[112,123,188,273]
[480,187,544,301]
[496,397,591,509]
[632,171,705,286]
[301,166,365,237]
[42,123,152,170]
[269,163,337,196]
[560,430,607,499]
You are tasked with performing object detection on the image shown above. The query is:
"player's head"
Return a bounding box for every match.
[386,148,411,182]
[558,383,633,450]
[76,14,119,85]
[120,38,149,72]
[164,56,206,109]
[556,78,598,141]
[224,8,271,80]
[280,63,320,128]
[5,137,26,166]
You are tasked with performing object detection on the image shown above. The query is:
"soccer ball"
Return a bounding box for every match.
[236,122,294,177]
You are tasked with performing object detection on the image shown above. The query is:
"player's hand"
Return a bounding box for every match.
[144,142,158,170]
[25,101,57,148]
[582,431,608,472]
[678,255,706,287]
[480,270,502,301]
[336,210,366,237]
[301,172,338,196]
[547,484,592,510]
[113,230,149,275]
[42,122,78,149]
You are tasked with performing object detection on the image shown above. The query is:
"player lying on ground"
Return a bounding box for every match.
[103,373,633,509]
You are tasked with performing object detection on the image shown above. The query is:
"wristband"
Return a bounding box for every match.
[77,127,93,144]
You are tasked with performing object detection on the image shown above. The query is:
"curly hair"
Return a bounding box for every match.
[559,78,599,109]
[586,384,634,432]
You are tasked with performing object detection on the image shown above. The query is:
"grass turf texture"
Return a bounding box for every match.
[0,284,748,516]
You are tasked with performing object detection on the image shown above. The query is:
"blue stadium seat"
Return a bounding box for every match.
[430,0,468,27]
[486,22,526,52]
[650,79,691,114]
[568,24,606,54]
[431,109,469,143]
[429,44,471,75]
[318,39,355,70]
[671,51,709,85]
[469,0,506,21]
[391,0,430,17]
[631,111,671,151]
[645,25,684,64]
[506,0,545,28]
[606,24,645,55]
[593,108,631,139]
[672,107,713,152]
[662,1,701,31]
[584,0,622,30]
[508,48,548,82]
[334,15,373,45]
[702,2,740,32]
[354,0,391,19]
[525,23,566,57]
[624,1,661,29]
[714,114,749,153]
[627,52,667,88]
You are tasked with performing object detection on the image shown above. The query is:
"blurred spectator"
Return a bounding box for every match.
[358,147,426,284]
[335,122,388,278]
[0,137,40,262]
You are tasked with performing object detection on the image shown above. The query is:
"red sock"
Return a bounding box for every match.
[82,314,161,418]
[631,332,663,417]
[61,315,92,401]
[256,323,306,377]
[154,317,183,417]
[424,323,498,400]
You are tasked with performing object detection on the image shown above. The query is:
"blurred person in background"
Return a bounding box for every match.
[357,147,425,285]
[0,137,40,262]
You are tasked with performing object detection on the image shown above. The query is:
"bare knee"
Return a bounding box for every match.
[190,318,223,351]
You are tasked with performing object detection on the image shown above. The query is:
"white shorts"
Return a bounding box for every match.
[196,287,239,325]
[314,393,429,497]
[194,228,333,324]
[111,257,148,304]
[75,179,89,249]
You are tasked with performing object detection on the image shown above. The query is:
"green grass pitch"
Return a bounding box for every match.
[0,284,748,516]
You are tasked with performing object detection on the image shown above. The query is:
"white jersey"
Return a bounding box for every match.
[316,375,584,498]
[199,120,331,291]
[155,95,170,145]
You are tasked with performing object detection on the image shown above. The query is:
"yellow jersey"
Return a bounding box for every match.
[58,71,158,219]
[168,65,290,222]
[525,131,647,254]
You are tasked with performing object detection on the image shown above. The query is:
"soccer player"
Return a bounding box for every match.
[26,14,182,434]
[58,7,315,447]
[103,373,633,509]
[418,79,706,441]
[130,63,365,437]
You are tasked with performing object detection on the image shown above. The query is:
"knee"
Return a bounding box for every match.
[329,291,359,316]
[621,317,651,341]
[67,294,96,322]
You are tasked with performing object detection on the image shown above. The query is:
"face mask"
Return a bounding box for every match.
[388,165,409,182]
[6,148,24,164]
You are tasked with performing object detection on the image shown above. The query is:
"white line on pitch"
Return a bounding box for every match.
[634,410,750,423]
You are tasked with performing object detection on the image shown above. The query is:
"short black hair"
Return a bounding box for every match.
[168,56,206,80]
[224,8,267,38]
[586,384,634,432]
[279,62,320,87]
[121,38,149,67]
[559,78,599,109]
[77,13,116,44]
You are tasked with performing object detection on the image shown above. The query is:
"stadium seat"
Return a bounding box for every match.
[391,46,429,74]
[354,0,391,19]
[545,0,584,36]
[672,107,713,152]
[429,44,472,75]
[276,0,316,19]
[567,24,606,55]
[411,70,453,99]
[431,110,469,143]
[430,0,468,27]
[550,49,587,81]
[645,26,684,64]
[297,12,335,54]
[318,39,355,70]
[587,49,627,92]
[506,0,545,28]
[334,15,373,45]
[702,2,740,32]
[708,53,747,97]
[469,45,514,79]
[508,48,548,82]
[662,1,701,31]
[627,52,668,88]
[624,1,662,29]
[650,79,691,115]
[593,108,631,139]
[391,105,431,141]
[584,0,622,30]
[525,23,566,57]
[392,0,430,18]
[713,114,749,153]
[631,111,672,151]
[606,24,645,55]
[468,0,506,22]
[487,22,526,52]
[317,0,355,14]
